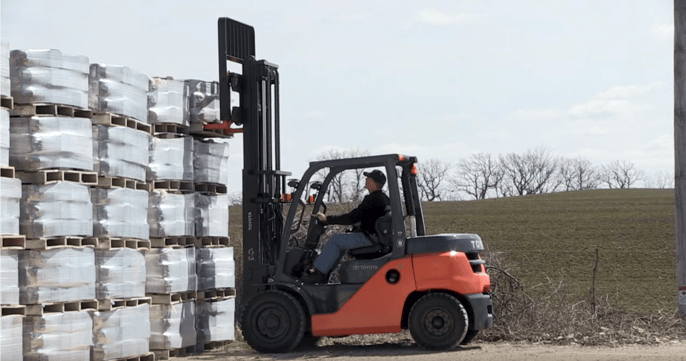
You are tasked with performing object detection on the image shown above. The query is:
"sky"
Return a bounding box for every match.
[1,1,675,194]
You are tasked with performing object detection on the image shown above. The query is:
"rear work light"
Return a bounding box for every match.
[411,164,418,175]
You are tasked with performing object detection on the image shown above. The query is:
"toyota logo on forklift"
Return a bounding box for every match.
[218,17,494,354]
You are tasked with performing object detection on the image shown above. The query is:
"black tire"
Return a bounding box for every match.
[241,290,306,353]
[461,329,479,345]
[299,332,322,348]
[408,293,468,350]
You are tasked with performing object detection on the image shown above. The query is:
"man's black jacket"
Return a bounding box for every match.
[326,190,390,235]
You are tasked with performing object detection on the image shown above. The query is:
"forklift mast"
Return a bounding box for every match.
[218,18,291,302]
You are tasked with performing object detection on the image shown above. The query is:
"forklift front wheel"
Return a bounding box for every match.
[408,293,469,350]
[241,290,306,353]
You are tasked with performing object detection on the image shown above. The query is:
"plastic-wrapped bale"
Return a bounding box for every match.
[148,190,195,237]
[186,79,219,124]
[1,177,20,235]
[93,125,150,182]
[1,250,19,305]
[150,301,196,350]
[148,136,193,181]
[92,187,149,240]
[9,116,93,171]
[1,40,10,97]
[1,108,9,166]
[95,248,146,300]
[145,247,197,294]
[93,303,151,361]
[197,297,235,344]
[194,139,229,185]
[89,63,149,122]
[1,315,22,360]
[197,247,235,291]
[195,194,229,238]
[148,77,189,125]
[23,311,93,361]
[20,182,93,238]
[10,49,89,108]
[19,247,96,304]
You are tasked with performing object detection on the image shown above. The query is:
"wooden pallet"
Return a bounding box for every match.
[17,169,97,185]
[91,237,151,251]
[151,180,194,193]
[197,236,230,247]
[194,183,228,194]
[10,103,92,118]
[93,351,155,361]
[197,288,235,302]
[0,166,14,178]
[1,305,26,317]
[153,123,189,135]
[148,291,197,305]
[1,235,25,249]
[1,95,13,110]
[189,122,232,138]
[97,176,151,191]
[150,237,198,248]
[93,113,152,135]
[25,236,96,250]
[152,346,195,360]
[25,299,98,316]
[97,297,151,312]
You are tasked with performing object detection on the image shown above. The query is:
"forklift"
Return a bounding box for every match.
[217,17,493,353]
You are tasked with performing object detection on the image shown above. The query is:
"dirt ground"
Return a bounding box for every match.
[179,341,686,361]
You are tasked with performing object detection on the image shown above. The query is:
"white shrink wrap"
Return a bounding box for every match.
[196,298,235,343]
[9,116,93,171]
[148,77,189,125]
[93,304,150,361]
[1,177,21,235]
[196,247,235,291]
[150,301,196,350]
[186,79,219,124]
[1,40,10,97]
[23,311,93,361]
[89,64,149,122]
[1,250,19,305]
[148,191,195,237]
[92,187,149,240]
[1,315,23,360]
[19,247,96,304]
[20,182,93,238]
[95,248,146,300]
[93,125,150,182]
[145,247,197,294]
[194,139,229,185]
[148,136,193,181]
[10,49,89,108]
[1,108,9,166]
[195,194,229,238]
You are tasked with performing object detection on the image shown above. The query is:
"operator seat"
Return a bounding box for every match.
[338,209,393,284]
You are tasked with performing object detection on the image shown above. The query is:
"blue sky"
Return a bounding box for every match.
[2,1,674,193]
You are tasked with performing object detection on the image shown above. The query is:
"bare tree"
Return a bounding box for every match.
[557,157,600,191]
[417,158,452,201]
[452,153,502,200]
[599,160,646,189]
[498,147,559,196]
[644,170,674,189]
[347,148,371,202]
[314,148,372,203]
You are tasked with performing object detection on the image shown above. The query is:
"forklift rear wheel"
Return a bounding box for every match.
[461,329,479,345]
[241,290,306,353]
[408,293,468,350]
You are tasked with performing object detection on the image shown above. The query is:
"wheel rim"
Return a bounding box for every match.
[423,308,453,337]
[256,305,289,339]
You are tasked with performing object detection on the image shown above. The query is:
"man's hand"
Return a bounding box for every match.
[316,212,327,222]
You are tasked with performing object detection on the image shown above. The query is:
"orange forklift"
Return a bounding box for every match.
[216,17,493,353]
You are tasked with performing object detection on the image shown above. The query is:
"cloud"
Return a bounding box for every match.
[568,99,644,118]
[594,84,654,99]
[508,108,560,121]
[303,110,325,118]
[652,23,674,41]
[416,9,472,26]
[338,12,371,22]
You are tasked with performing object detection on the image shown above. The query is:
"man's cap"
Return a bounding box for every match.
[364,169,386,186]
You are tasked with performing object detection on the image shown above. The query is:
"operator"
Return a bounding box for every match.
[301,169,390,284]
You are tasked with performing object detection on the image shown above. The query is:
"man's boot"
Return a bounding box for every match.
[301,268,327,284]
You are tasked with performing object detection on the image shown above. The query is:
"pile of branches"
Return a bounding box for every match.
[482,251,686,346]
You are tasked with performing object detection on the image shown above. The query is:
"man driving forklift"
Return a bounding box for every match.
[301,169,390,284]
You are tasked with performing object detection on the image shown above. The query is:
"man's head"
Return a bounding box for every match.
[363,169,386,191]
